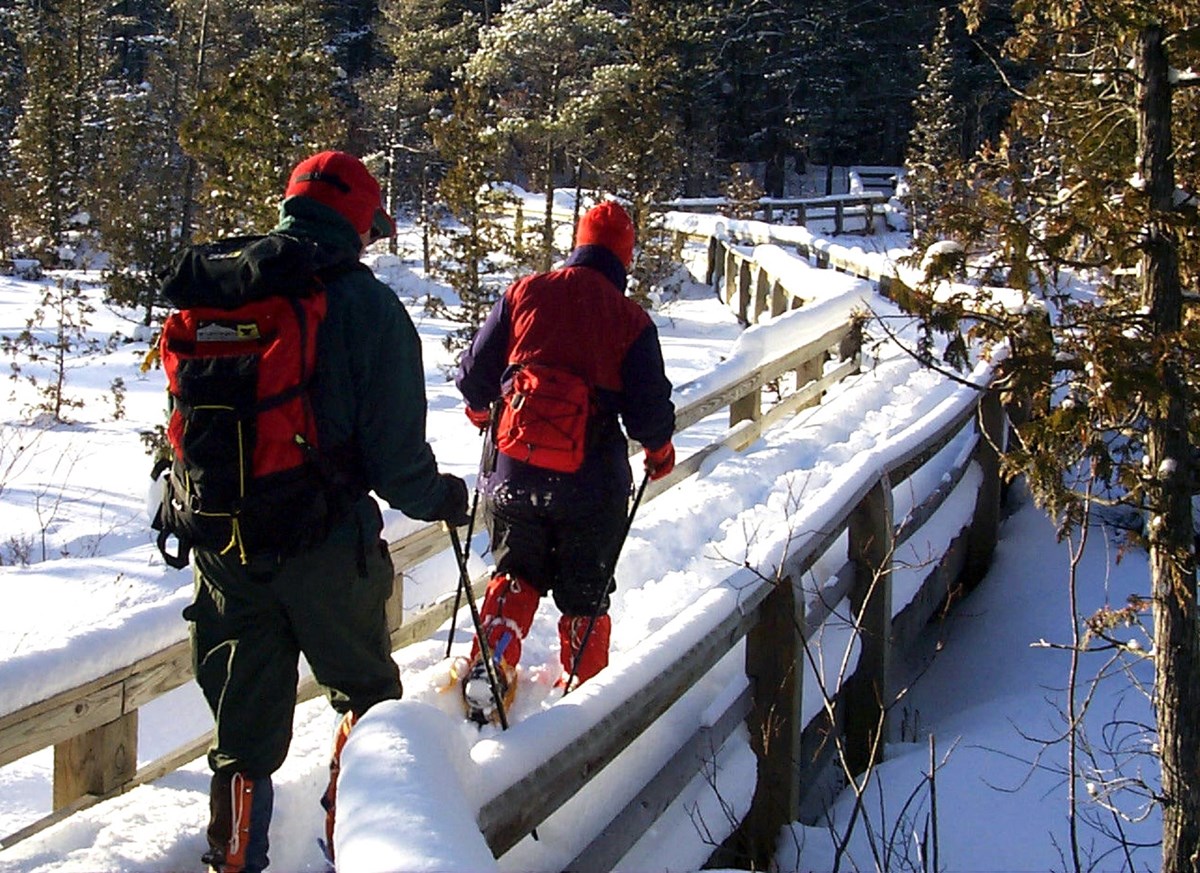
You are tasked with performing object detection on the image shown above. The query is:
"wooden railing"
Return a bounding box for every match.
[0,240,864,850]
[471,379,1003,868]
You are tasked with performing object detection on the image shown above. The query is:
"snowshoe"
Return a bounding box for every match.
[460,655,517,726]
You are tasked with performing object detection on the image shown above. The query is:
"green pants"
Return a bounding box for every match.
[187,499,402,777]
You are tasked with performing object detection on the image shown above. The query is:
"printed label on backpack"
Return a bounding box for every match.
[195,320,261,342]
[495,363,593,473]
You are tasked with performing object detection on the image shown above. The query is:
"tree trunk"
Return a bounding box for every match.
[542,138,555,272]
[571,155,583,251]
[1137,25,1200,872]
[179,0,211,247]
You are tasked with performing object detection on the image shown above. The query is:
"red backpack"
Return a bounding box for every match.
[495,363,594,473]
[152,235,338,568]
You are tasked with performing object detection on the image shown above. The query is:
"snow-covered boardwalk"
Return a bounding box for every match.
[0,227,1006,872]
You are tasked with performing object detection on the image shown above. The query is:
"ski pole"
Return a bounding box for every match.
[562,469,652,695]
[447,524,509,730]
[445,411,495,658]
[444,478,481,658]
[448,525,539,839]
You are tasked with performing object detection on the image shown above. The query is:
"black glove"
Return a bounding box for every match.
[432,473,471,528]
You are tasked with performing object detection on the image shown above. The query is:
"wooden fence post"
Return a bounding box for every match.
[753,266,771,323]
[730,385,761,427]
[53,712,137,809]
[794,353,826,411]
[723,248,738,305]
[733,575,804,868]
[834,201,845,235]
[843,476,894,777]
[737,259,752,323]
[963,390,1005,591]
[770,279,787,317]
[386,576,404,637]
[707,235,722,287]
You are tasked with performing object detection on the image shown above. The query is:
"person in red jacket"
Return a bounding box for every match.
[454,200,676,722]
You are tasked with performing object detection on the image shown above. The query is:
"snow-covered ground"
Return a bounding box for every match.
[0,220,1161,871]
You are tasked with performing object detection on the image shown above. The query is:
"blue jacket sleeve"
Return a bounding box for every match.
[455,295,511,410]
[619,323,675,450]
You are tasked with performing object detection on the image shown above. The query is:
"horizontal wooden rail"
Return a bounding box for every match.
[565,684,755,873]
[472,381,1002,863]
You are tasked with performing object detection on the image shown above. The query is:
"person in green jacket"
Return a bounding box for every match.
[182,151,469,873]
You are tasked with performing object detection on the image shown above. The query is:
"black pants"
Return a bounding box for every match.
[187,502,402,777]
[485,487,629,616]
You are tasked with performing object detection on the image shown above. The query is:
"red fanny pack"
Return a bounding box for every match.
[495,363,593,473]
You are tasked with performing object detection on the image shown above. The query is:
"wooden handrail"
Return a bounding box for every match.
[472,374,1000,862]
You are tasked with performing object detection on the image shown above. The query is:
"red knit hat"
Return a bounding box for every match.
[285,151,396,239]
[576,201,635,267]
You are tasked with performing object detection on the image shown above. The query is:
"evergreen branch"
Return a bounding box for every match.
[865,307,990,392]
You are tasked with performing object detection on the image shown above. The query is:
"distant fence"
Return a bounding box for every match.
[493,190,890,242]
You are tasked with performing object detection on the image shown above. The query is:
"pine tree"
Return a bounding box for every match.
[163,0,254,246]
[705,0,799,196]
[96,81,181,325]
[10,0,108,263]
[322,0,382,82]
[723,163,764,220]
[904,7,963,241]
[462,0,624,269]
[584,0,700,294]
[587,0,692,207]
[915,3,1200,866]
[178,28,346,238]
[669,0,725,197]
[429,84,514,360]
[361,0,481,247]
[0,2,19,257]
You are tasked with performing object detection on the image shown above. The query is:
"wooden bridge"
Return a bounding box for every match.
[0,208,1013,871]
